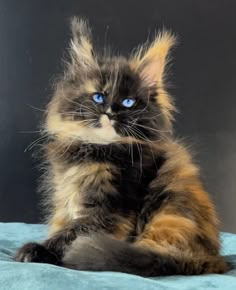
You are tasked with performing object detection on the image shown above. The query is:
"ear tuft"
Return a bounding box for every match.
[132,30,177,85]
[131,30,177,132]
[69,17,97,73]
[70,17,92,45]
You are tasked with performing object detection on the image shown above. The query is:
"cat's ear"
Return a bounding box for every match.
[69,17,97,73]
[132,31,176,86]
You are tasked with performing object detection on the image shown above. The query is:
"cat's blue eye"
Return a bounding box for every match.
[122,98,135,108]
[92,93,105,104]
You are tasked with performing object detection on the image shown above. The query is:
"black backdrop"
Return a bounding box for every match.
[0,0,235,232]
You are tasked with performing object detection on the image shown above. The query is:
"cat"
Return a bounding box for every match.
[14,17,230,276]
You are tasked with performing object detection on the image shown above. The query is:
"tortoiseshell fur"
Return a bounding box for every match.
[15,18,230,276]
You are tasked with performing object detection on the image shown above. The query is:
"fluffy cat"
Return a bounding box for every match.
[15,18,230,276]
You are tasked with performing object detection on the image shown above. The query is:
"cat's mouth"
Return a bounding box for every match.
[99,114,115,128]
[90,114,120,144]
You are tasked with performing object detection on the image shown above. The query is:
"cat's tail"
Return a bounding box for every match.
[62,234,230,277]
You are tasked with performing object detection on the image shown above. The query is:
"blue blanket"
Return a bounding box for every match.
[0,223,236,290]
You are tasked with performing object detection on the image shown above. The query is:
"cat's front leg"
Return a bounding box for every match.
[14,222,104,264]
[14,226,77,264]
[14,242,60,265]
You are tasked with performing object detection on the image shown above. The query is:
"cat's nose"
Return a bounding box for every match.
[105,107,115,119]
[105,112,115,119]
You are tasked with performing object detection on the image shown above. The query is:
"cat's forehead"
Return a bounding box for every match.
[98,58,140,98]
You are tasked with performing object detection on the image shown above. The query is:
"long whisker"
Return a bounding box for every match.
[123,127,134,166]
[61,88,97,114]
[24,135,48,152]
[89,120,100,128]
[126,126,153,144]
[78,103,97,114]
[125,127,142,175]
[27,103,98,119]
[128,122,171,134]
[58,111,97,120]
[128,108,169,120]
[128,108,148,116]
[48,137,70,157]
[26,104,48,113]
[23,115,97,153]
[124,124,165,173]
[57,139,74,159]
[19,130,43,134]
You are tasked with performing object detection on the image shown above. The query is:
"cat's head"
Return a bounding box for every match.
[46,18,176,145]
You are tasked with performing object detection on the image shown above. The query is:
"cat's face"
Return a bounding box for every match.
[46,18,176,145]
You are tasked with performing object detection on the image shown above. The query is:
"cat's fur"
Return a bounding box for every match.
[15,18,230,276]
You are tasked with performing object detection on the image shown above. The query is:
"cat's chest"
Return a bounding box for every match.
[72,144,161,192]
[53,142,164,218]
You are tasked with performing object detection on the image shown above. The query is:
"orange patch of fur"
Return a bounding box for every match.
[111,215,136,241]
[136,214,197,253]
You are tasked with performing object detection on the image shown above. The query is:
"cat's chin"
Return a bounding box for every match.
[78,126,122,145]
[75,114,121,145]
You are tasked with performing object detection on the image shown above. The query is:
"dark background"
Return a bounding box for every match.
[0,0,235,232]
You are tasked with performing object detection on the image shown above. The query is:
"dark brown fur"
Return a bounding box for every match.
[15,18,230,276]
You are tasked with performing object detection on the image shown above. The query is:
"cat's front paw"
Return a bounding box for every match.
[14,242,60,265]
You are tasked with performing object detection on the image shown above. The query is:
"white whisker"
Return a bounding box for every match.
[24,135,48,152]
[128,122,171,134]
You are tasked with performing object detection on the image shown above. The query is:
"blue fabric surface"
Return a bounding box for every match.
[0,223,236,290]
